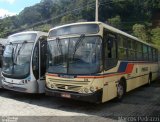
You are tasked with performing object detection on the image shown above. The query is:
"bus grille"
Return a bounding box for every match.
[48,78,89,92]
[55,84,81,91]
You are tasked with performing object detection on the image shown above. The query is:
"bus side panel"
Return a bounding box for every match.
[102,76,118,102]
[102,61,159,103]
[151,63,159,81]
[126,63,138,92]
[102,62,121,102]
[137,63,149,86]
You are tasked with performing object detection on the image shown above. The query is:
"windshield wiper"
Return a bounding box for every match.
[15,40,27,63]
[73,34,85,58]
[9,42,16,73]
[17,41,27,56]
[56,37,63,55]
[9,42,14,64]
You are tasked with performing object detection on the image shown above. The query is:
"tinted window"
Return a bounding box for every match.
[137,42,143,60]
[49,24,99,37]
[9,33,37,43]
[128,39,136,60]
[143,45,148,60]
[118,36,127,60]
[104,31,118,70]
[148,47,153,61]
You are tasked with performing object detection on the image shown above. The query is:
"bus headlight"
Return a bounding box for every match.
[84,88,89,93]
[49,83,57,89]
[1,77,5,82]
[19,80,25,84]
[47,82,51,88]
[24,80,28,84]
[19,80,29,84]
[90,86,96,93]
[79,86,97,94]
[51,84,54,89]
[79,89,83,93]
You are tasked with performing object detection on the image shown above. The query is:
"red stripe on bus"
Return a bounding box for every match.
[125,64,134,74]
[47,74,58,77]
[46,62,157,79]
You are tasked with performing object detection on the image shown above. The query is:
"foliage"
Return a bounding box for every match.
[133,24,152,43]
[0,0,159,46]
[107,15,121,29]
[151,28,160,46]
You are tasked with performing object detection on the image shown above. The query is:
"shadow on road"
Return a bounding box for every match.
[0,80,160,119]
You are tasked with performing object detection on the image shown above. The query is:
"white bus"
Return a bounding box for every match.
[1,31,48,93]
[0,38,7,88]
[45,22,159,103]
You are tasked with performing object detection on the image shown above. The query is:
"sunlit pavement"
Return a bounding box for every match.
[0,78,160,122]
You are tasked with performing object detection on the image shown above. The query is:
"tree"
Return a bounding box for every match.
[151,28,160,46]
[132,24,151,43]
[61,14,75,24]
[107,15,121,29]
[0,0,160,39]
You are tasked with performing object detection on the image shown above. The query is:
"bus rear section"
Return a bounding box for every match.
[1,31,48,93]
[45,22,159,103]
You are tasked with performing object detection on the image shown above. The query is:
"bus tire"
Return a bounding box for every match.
[148,73,152,86]
[117,79,126,101]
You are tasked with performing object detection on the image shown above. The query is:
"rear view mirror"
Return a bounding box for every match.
[39,36,47,42]
[0,45,4,68]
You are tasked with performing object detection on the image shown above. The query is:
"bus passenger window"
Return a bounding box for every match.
[143,45,148,61]
[148,47,153,61]
[106,37,116,59]
[118,36,127,60]
[104,33,117,70]
[32,44,39,79]
[137,43,143,61]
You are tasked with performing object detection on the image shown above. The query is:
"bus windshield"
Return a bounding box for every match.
[47,36,102,75]
[2,33,36,79]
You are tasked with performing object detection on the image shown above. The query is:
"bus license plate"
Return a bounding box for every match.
[61,93,71,98]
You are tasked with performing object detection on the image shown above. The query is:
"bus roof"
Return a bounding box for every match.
[0,38,8,46]
[9,31,48,38]
[49,21,155,48]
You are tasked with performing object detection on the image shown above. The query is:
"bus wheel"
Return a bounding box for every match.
[148,73,152,86]
[117,80,125,101]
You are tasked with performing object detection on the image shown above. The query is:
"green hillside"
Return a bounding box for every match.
[0,0,159,45]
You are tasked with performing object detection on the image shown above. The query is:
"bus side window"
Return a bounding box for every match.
[40,39,47,76]
[104,31,117,70]
[32,36,47,80]
[32,43,39,79]
[118,36,128,60]
[0,44,3,68]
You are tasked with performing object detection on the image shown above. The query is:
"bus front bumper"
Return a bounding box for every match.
[45,87,103,103]
[2,79,38,93]
[0,81,2,88]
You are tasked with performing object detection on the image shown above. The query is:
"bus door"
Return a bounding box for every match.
[0,44,4,68]
[102,29,118,101]
[32,36,47,93]
[39,37,47,79]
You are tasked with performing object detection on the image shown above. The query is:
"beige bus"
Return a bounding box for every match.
[45,22,159,103]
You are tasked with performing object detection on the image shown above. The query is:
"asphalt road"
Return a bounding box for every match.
[0,78,160,122]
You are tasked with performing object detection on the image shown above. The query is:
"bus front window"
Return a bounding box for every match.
[2,33,36,79]
[47,36,102,75]
[3,43,34,79]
